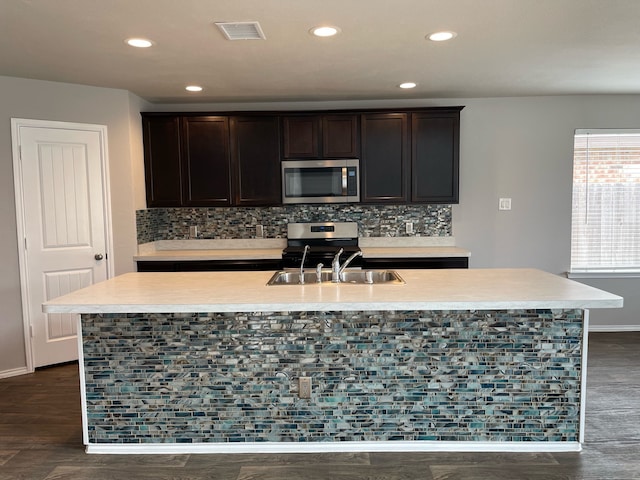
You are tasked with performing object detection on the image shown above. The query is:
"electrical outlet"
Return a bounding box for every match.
[189,226,198,238]
[499,198,512,210]
[256,224,264,238]
[405,222,414,234]
[298,377,311,399]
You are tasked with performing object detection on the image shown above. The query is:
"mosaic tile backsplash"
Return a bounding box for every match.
[82,309,583,444]
[136,204,452,244]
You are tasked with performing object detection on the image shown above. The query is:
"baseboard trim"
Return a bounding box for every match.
[0,366,31,379]
[86,441,582,455]
[589,325,640,332]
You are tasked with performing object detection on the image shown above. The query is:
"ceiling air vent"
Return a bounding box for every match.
[215,21,266,40]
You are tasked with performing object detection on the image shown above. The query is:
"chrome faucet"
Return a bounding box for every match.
[339,251,363,274]
[315,263,324,282]
[331,249,363,282]
[331,248,344,283]
[299,245,310,284]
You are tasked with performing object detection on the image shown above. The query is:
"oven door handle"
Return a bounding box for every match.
[341,167,348,195]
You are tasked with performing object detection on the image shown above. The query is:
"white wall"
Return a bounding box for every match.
[0,76,150,374]
[2,79,638,375]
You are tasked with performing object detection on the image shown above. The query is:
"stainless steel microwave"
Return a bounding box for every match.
[281,159,360,204]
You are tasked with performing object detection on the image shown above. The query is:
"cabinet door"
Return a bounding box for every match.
[230,116,281,206]
[181,116,231,206]
[142,116,183,207]
[361,113,409,203]
[322,115,359,158]
[411,111,460,203]
[282,116,319,158]
[282,114,359,158]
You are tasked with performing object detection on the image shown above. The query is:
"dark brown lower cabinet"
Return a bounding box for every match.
[137,257,467,272]
[136,259,282,272]
[362,257,468,269]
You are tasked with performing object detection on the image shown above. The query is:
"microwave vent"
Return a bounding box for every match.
[215,22,266,40]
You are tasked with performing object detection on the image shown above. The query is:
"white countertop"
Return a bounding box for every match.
[133,238,471,261]
[134,248,285,261]
[43,268,622,314]
[360,246,469,258]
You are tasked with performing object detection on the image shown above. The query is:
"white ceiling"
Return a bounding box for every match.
[2,0,640,104]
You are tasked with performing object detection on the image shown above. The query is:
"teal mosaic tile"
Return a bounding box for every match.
[136,204,452,243]
[81,309,584,444]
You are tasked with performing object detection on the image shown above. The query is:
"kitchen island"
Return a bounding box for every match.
[43,268,622,454]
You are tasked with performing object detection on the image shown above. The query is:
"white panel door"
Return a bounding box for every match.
[16,124,110,367]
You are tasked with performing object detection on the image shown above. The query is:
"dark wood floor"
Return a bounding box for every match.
[1,332,639,480]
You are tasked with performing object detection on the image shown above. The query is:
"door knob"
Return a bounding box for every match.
[94,253,104,261]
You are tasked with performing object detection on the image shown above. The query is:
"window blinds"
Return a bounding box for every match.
[570,130,640,272]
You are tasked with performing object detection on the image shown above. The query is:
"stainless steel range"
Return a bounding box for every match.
[281,222,363,269]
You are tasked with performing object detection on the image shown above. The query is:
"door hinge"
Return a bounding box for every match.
[24,237,27,250]
[29,324,34,338]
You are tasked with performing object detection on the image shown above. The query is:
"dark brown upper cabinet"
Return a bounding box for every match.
[282,116,319,158]
[182,116,232,206]
[142,113,282,208]
[411,110,460,203]
[360,113,410,203]
[230,116,281,206]
[142,107,461,207]
[282,114,359,159]
[142,115,183,207]
[361,108,461,204]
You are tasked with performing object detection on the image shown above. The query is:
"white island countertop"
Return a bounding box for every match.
[43,268,622,314]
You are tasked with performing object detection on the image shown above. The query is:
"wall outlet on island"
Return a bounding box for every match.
[298,377,311,399]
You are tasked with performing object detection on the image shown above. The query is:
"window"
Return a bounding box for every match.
[570,129,640,274]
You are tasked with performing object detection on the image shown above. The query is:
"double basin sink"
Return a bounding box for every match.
[267,269,404,286]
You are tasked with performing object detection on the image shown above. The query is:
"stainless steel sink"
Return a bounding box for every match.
[266,271,332,285]
[266,269,404,285]
[338,270,404,284]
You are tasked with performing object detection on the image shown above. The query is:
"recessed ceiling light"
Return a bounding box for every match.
[185,85,203,92]
[399,82,417,89]
[310,26,341,37]
[428,31,457,42]
[126,38,153,48]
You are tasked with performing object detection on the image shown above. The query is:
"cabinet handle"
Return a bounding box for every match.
[342,167,348,195]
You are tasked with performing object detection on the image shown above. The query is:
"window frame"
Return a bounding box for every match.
[569,128,640,278]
